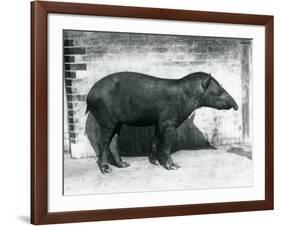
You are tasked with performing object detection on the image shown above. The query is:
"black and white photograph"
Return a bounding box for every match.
[63,30,253,196]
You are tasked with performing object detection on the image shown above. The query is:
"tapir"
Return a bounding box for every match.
[86,71,238,173]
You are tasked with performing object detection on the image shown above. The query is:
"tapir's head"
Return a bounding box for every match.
[199,74,238,111]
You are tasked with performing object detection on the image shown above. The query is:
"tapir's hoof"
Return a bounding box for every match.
[172,162,181,169]
[149,154,160,165]
[100,165,113,174]
[116,161,130,168]
[161,161,180,170]
[97,161,112,174]
[101,165,112,173]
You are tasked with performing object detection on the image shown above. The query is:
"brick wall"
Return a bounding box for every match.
[63,30,252,158]
[63,38,88,155]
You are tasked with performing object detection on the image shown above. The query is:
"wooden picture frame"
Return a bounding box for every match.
[31,1,274,224]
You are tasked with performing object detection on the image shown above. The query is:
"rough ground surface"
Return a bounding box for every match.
[64,145,252,195]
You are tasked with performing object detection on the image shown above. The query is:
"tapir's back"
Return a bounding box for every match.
[88,71,177,103]
[94,71,171,90]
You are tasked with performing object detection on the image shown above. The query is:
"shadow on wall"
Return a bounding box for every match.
[85,112,213,158]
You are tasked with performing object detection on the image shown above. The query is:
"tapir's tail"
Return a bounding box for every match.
[85,104,90,115]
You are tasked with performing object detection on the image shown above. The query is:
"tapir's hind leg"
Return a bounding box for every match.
[109,126,130,168]
[97,127,115,174]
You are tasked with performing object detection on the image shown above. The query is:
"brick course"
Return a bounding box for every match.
[64,47,86,55]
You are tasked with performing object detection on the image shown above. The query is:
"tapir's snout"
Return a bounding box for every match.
[232,101,238,111]
[225,92,238,111]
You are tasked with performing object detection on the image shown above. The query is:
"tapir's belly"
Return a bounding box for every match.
[124,120,156,127]
[116,99,159,126]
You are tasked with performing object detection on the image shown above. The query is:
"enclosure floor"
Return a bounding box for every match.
[64,145,252,195]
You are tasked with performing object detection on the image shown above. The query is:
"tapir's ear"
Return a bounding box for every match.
[202,75,211,89]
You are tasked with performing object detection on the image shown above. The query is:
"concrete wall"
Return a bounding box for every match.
[63,30,252,158]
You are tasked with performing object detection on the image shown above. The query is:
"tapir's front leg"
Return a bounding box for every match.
[157,124,180,170]
[149,126,159,165]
